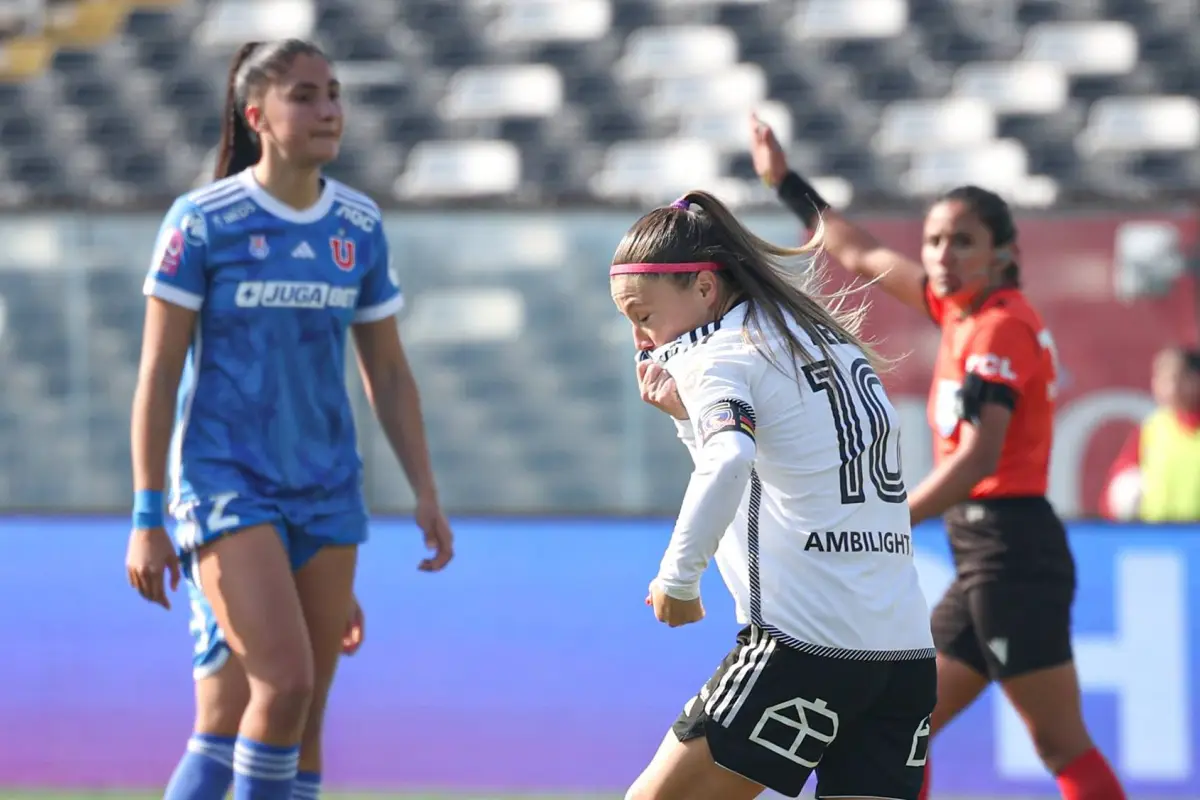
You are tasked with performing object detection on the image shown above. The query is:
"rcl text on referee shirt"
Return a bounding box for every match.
[648,303,934,660]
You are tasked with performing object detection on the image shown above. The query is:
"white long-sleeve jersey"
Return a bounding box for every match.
[650,303,934,660]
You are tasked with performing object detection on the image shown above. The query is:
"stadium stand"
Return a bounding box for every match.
[0,0,1197,208]
[0,0,1197,512]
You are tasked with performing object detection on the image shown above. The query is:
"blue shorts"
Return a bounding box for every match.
[174,495,368,679]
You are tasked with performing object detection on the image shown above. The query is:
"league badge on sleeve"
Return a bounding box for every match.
[152,227,185,276]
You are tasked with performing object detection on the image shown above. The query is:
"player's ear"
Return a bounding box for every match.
[244,103,265,135]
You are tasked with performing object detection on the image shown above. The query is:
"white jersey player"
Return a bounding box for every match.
[611,191,935,800]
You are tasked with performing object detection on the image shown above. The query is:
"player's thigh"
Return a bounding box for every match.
[174,492,281,563]
[186,574,234,683]
[293,542,358,695]
[194,522,312,690]
[627,729,764,800]
[287,505,365,687]
[814,657,936,800]
[186,578,250,735]
[929,578,991,734]
[672,626,882,798]
[930,578,991,680]
[965,580,1074,681]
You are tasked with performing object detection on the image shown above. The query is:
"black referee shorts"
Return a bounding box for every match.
[673,625,936,798]
[932,495,1077,680]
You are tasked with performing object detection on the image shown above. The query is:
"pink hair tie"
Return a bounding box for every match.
[609,261,722,277]
[670,197,690,210]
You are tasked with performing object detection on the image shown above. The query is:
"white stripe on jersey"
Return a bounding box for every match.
[187,177,244,207]
[331,182,382,215]
[170,324,204,513]
[334,194,383,223]
[706,626,776,727]
[144,279,204,311]
[197,189,250,214]
[353,293,405,325]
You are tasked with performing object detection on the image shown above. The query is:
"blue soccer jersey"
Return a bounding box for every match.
[143,169,403,523]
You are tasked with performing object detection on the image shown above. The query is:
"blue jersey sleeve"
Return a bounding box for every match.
[353,227,405,324]
[142,197,208,310]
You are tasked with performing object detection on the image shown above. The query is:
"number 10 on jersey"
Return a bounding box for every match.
[802,358,908,505]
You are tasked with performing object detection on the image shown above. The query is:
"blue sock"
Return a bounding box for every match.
[232,737,299,800]
[163,733,236,800]
[293,771,320,799]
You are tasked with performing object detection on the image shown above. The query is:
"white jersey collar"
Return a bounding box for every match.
[644,301,748,365]
[238,168,336,224]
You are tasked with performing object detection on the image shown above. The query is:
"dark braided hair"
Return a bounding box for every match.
[936,186,1020,287]
[214,39,328,180]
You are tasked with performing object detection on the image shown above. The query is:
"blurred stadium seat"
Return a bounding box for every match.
[0,0,1194,206]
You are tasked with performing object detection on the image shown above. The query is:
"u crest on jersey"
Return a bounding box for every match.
[330,237,356,272]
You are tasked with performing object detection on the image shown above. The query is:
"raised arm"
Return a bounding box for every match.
[750,114,929,314]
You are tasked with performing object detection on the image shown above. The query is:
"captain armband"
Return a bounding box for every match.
[958,372,1017,423]
[697,398,757,446]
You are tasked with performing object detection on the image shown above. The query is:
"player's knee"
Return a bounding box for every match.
[262,668,315,710]
[250,682,313,734]
[626,782,705,800]
[624,783,649,800]
[247,657,316,732]
[623,770,654,800]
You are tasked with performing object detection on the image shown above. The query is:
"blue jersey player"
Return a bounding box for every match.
[125,40,454,800]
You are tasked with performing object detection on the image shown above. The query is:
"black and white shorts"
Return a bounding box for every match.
[673,625,936,799]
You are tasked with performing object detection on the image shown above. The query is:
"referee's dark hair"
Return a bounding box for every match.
[937,185,1020,288]
[612,190,884,374]
[214,39,328,180]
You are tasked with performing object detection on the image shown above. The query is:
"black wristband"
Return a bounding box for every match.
[776,170,830,229]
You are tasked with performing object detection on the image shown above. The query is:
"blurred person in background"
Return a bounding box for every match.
[125,39,453,800]
[618,192,935,800]
[749,116,1125,800]
[1101,346,1200,521]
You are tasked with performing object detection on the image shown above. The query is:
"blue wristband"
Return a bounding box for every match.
[133,489,165,529]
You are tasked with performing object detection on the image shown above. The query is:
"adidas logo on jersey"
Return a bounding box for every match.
[291,241,316,259]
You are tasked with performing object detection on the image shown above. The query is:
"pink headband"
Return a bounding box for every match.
[609,196,722,276]
[609,261,723,276]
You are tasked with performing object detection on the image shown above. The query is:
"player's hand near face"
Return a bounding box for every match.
[415,494,454,572]
[647,580,705,628]
[125,527,181,610]
[342,595,365,655]
[638,360,689,420]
